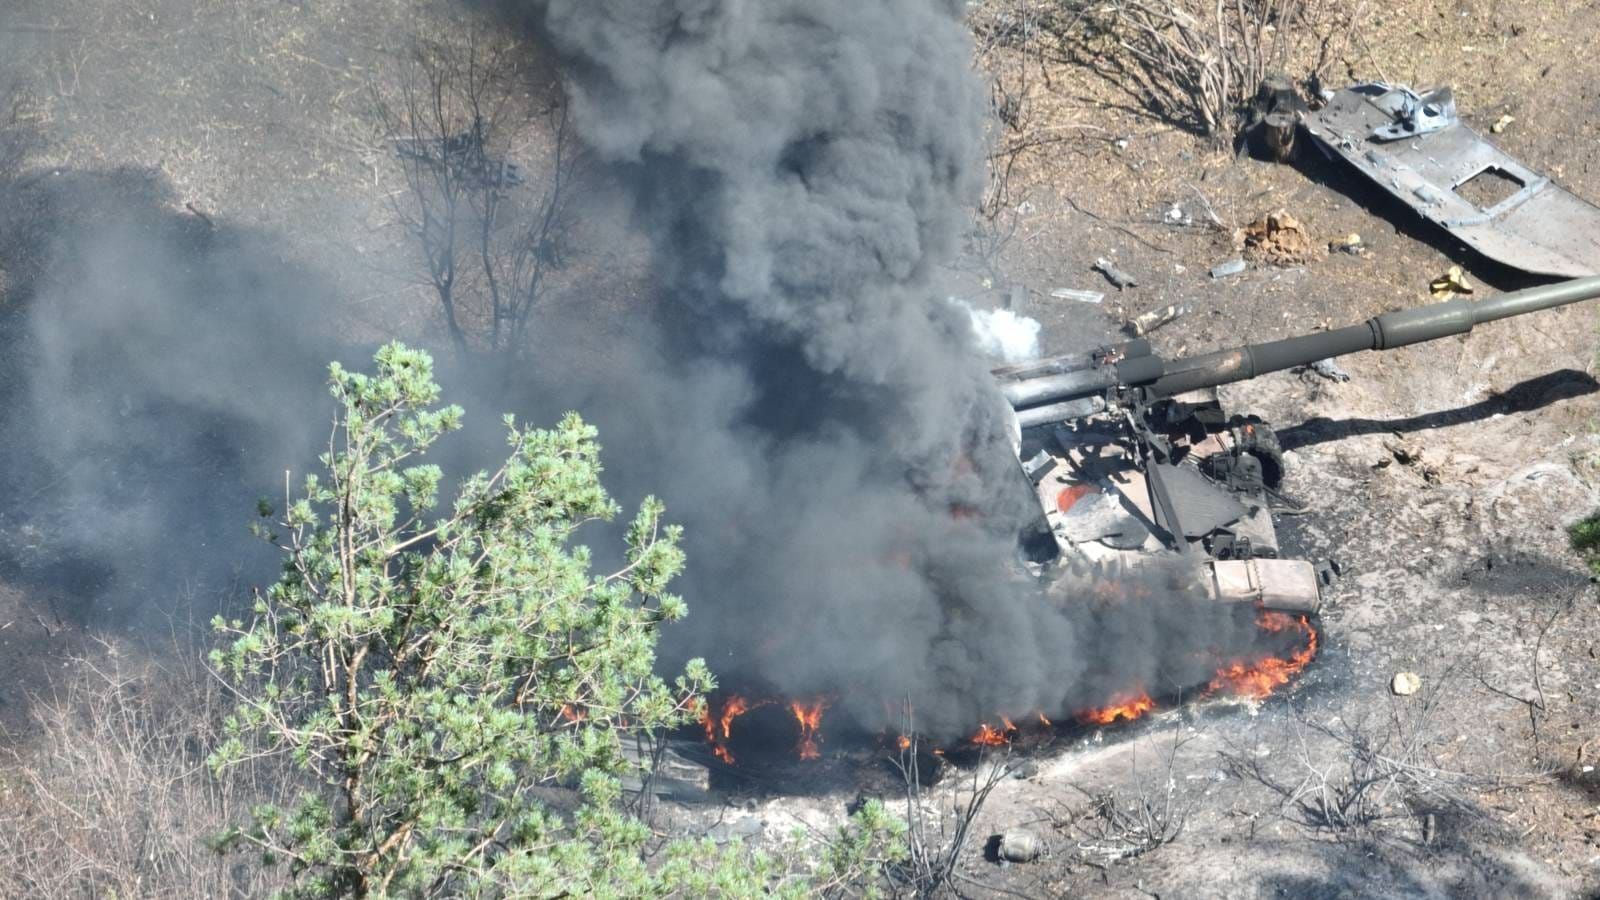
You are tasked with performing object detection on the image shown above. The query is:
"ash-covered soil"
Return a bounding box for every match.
[2,0,1599,897]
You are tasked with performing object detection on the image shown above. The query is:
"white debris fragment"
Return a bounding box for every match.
[1126,303,1190,337]
[1210,257,1247,278]
[1391,672,1422,696]
[1310,358,1352,382]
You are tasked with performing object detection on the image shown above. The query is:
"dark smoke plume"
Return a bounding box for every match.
[0,3,1266,741]
[492,0,1266,737]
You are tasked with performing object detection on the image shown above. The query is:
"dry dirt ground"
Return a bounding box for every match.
[3,0,1600,897]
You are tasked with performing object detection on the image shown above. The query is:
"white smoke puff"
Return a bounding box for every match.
[956,300,1041,364]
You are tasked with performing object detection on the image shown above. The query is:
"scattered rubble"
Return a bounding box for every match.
[1093,257,1138,289]
[1492,113,1515,134]
[1377,437,1443,482]
[1238,210,1319,265]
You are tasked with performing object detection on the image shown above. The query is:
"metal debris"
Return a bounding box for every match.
[1370,86,1456,141]
[618,736,710,799]
[1093,257,1137,289]
[1125,303,1190,337]
[996,831,1042,863]
[1307,82,1600,277]
[1050,287,1105,304]
[1210,257,1247,279]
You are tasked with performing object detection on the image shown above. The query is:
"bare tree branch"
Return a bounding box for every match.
[374,28,585,360]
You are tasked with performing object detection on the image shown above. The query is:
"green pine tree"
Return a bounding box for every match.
[209,342,902,897]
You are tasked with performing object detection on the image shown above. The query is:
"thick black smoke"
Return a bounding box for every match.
[0,2,1267,740]
[492,0,1267,737]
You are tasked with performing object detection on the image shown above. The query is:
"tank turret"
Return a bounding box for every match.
[1002,276,1600,614]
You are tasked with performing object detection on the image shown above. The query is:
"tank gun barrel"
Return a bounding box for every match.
[1004,275,1600,412]
[991,339,1152,384]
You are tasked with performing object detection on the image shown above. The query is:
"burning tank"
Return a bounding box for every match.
[997,275,1600,618]
[688,278,1600,768]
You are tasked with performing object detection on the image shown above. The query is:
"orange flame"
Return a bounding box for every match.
[896,734,912,751]
[791,699,828,760]
[1076,690,1155,726]
[1037,712,1052,728]
[1205,613,1319,700]
[698,698,722,742]
[720,696,752,739]
[559,704,586,725]
[971,723,1007,746]
[698,695,763,765]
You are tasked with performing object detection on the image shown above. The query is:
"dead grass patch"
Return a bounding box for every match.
[0,638,289,897]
